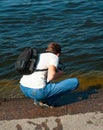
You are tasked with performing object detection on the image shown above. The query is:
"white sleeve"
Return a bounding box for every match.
[48,54,59,68]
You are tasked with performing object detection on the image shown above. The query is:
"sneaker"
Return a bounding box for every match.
[34,101,53,109]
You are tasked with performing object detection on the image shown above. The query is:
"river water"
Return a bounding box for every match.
[0,0,103,98]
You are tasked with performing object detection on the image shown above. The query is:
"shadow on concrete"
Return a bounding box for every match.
[44,85,101,107]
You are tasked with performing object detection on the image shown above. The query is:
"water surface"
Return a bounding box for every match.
[0,0,103,98]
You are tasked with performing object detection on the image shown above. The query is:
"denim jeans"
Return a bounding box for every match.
[20,78,79,104]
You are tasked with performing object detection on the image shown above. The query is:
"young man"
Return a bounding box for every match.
[20,42,79,107]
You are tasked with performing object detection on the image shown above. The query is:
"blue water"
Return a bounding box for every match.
[0,0,103,98]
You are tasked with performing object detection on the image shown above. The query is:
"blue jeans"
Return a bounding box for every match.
[20,78,79,104]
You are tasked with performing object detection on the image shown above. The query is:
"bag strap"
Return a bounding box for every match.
[35,69,48,72]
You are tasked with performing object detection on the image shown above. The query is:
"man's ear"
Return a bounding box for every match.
[56,53,60,57]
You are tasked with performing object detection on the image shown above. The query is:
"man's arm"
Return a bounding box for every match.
[47,65,63,81]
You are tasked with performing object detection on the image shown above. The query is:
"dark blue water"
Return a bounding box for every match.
[0,0,103,98]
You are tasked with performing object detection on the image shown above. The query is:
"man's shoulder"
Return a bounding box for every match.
[41,52,58,58]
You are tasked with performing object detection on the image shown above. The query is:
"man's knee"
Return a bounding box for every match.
[73,78,79,89]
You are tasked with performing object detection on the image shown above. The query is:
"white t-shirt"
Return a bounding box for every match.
[20,53,59,89]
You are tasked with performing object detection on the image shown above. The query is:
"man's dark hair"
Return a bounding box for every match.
[46,42,61,54]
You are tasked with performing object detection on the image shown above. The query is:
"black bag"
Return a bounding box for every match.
[15,47,38,75]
